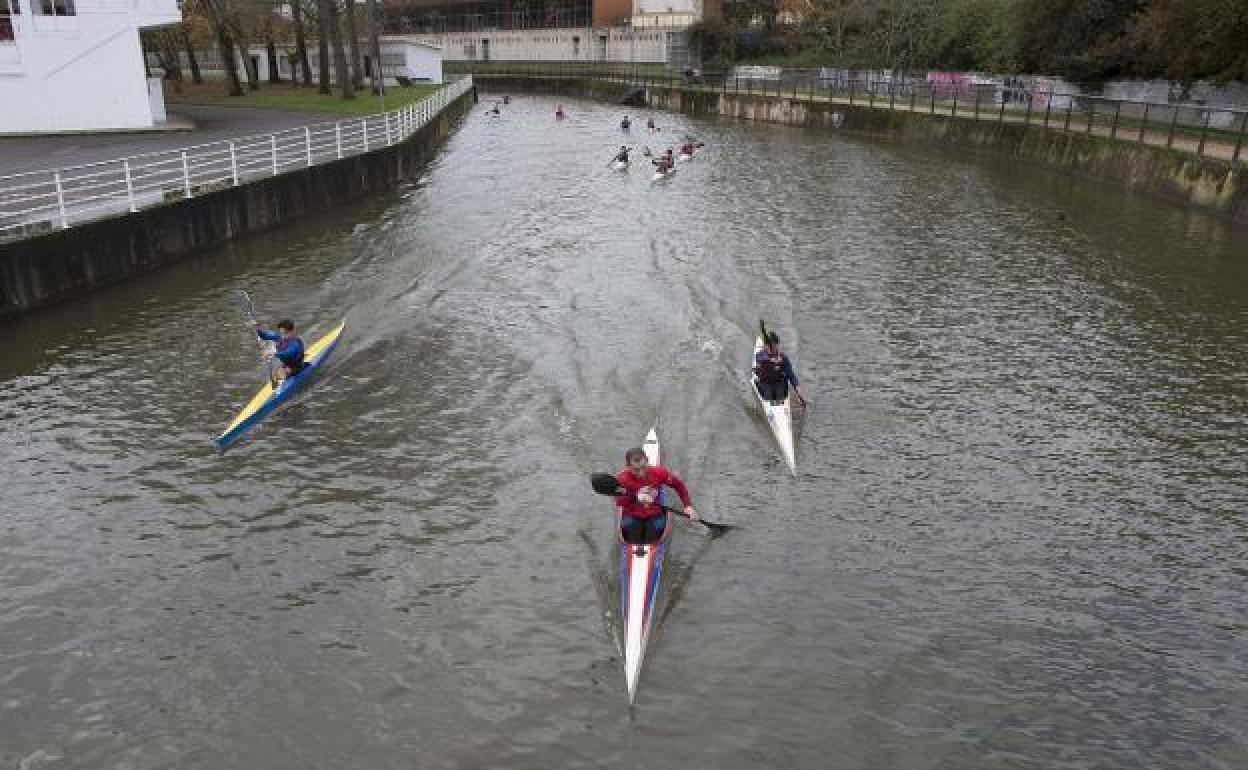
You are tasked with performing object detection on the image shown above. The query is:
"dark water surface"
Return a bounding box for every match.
[2,96,1247,770]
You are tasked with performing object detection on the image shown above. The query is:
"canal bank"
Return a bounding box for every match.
[0,83,475,321]
[475,75,1248,228]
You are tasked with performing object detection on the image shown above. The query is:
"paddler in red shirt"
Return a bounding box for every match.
[614,447,698,544]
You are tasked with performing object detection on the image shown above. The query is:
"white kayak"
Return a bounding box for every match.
[611,160,629,172]
[678,153,693,162]
[651,167,676,182]
[618,426,669,703]
[752,336,797,475]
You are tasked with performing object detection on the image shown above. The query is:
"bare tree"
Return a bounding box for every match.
[327,0,353,99]
[317,0,332,93]
[290,0,313,85]
[344,0,363,90]
[366,0,382,94]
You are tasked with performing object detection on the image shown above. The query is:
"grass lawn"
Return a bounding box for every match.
[166,80,443,116]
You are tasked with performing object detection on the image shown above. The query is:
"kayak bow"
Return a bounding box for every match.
[751,336,797,475]
[214,321,346,449]
[618,426,669,703]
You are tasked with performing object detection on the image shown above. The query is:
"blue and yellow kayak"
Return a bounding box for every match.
[214,321,346,449]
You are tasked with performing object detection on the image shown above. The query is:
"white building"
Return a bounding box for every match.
[0,0,181,134]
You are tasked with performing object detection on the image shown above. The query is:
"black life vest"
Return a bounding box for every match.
[756,352,786,383]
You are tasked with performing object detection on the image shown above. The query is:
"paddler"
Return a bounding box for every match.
[652,148,674,173]
[680,141,695,156]
[255,319,306,383]
[646,117,657,131]
[613,145,631,164]
[621,115,631,130]
[556,105,565,119]
[754,331,804,405]
[614,447,698,544]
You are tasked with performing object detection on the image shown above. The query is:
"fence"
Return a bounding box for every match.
[0,76,473,242]
[465,64,1248,164]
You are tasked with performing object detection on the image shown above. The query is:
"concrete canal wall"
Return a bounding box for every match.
[0,87,475,321]
[477,76,1248,228]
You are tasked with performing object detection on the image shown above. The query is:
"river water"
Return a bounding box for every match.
[2,96,1247,770]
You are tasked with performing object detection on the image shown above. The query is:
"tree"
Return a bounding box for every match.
[328,0,353,99]
[290,0,313,85]
[344,0,363,90]
[316,0,332,94]
[366,0,383,94]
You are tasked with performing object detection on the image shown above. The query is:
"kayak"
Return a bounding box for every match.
[678,153,693,162]
[611,160,629,172]
[651,167,676,182]
[751,335,797,475]
[618,425,669,703]
[214,321,346,449]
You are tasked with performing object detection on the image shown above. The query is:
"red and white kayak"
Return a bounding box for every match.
[651,166,676,182]
[752,336,797,475]
[617,426,669,703]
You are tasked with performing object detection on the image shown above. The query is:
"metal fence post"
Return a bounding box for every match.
[1063,99,1073,131]
[1138,103,1150,143]
[868,83,875,108]
[930,86,936,115]
[910,83,917,112]
[951,90,957,117]
[123,158,138,211]
[1086,101,1096,134]
[1043,94,1052,128]
[1110,102,1122,140]
[54,171,68,228]
[385,113,393,146]
[849,79,854,105]
[180,150,191,198]
[1197,110,1211,156]
[889,81,895,110]
[271,135,279,175]
[1234,111,1248,163]
[305,127,313,166]
[973,87,980,121]
[1023,96,1031,126]
[1166,107,1179,148]
[999,94,1006,122]
[229,141,239,185]
[336,124,343,158]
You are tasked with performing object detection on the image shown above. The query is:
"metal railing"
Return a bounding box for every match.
[465,64,1248,165]
[0,76,473,242]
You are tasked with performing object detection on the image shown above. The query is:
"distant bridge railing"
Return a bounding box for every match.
[0,76,474,243]
[465,64,1248,165]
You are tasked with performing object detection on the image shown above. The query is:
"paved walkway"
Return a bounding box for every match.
[0,105,341,177]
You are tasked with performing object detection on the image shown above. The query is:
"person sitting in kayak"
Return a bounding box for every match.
[502,95,511,104]
[256,319,306,383]
[680,141,695,156]
[652,149,675,173]
[621,116,631,130]
[614,447,698,544]
[754,331,803,405]
[556,105,565,119]
[646,117,656,130]
[613,146,631,164]
[489,103,501,115]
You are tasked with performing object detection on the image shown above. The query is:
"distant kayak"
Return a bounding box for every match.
[678,153,693,162]
[651,167,676,182]
[215,321,346,449]
[611,160,629,172]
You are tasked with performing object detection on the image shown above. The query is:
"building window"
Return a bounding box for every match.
[36,0,73,15]
[1,0,19,42]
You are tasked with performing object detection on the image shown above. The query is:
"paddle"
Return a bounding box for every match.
[589,472,735,535]
[239,290,278,387]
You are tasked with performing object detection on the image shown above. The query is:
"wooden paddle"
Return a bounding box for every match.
[589,473,735,535]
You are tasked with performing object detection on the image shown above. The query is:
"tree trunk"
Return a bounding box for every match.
[366,0,383,95]
[239,38,259,90]
[291,0,313,86]
[265,22,282,83]
[317,0,332,94]
[184,23,203,84]
[328,0,354,99]
[218,26,244,96]
[345,0,363,90]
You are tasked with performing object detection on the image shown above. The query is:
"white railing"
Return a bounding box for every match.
[0,76,473,241]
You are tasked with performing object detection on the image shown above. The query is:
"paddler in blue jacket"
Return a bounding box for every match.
[255,319,306,383]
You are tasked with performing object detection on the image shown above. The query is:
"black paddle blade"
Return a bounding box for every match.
[590,472,622,496]
[699,519,736,537]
